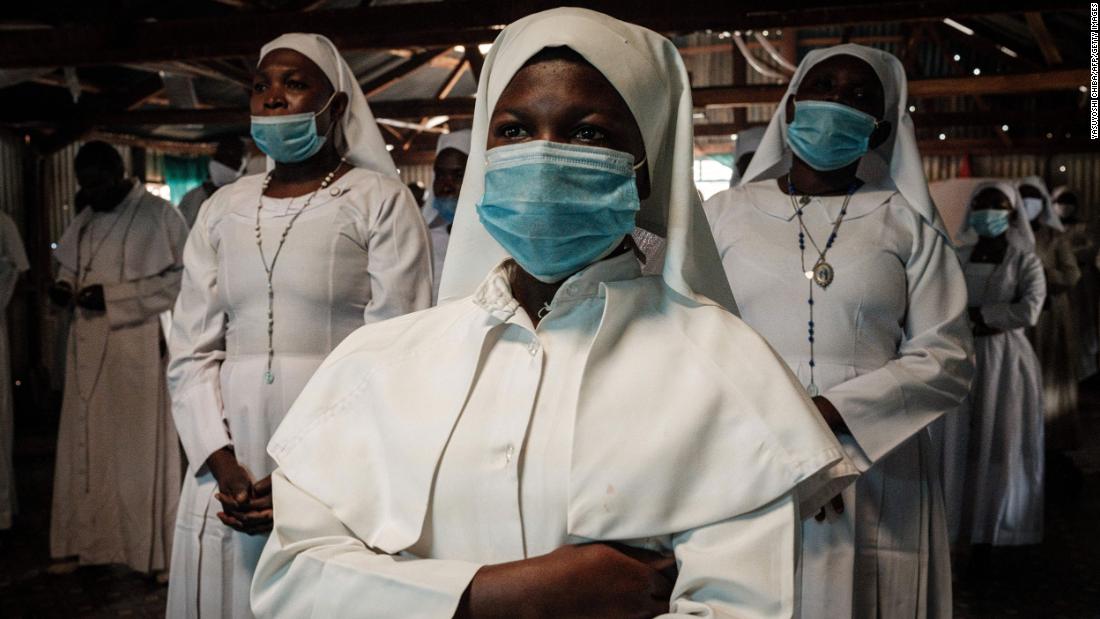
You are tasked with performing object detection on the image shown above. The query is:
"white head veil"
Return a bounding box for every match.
[727,125,767,187]
[259,33,397,177]
[1016,175,1063,232]
[437,7,735,311]
[740,43,948,239]
[929,177,1034,250]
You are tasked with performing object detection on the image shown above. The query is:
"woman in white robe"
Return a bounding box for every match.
[1020,178,1081,452]
[167,33,432,619]
[251,9,856,618]
[704,45,973,618]
[421,129,472,303]
[0,211,28,531]
[50,143,187,574]
[933,179,1045,549]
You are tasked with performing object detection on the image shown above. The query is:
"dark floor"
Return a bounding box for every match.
[1,383,1098,618]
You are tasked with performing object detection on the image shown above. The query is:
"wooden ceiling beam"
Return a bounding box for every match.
[4,68,1087,127]
[1025,12,1064,65]
[0,0,1077,69]
[694,108,1088,137]
[360,48,452,98]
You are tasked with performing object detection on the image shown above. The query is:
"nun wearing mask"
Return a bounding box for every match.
[703,45,973,618]
[1019,177,1081,451]
[930,179,1045,555]
[422,129,472,303]
[251,9,855,618]
[167,33,432,619]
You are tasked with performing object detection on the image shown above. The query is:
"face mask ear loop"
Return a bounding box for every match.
[314,92,340,141]
[632,155,647,172]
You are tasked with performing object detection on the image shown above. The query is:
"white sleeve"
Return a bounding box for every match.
[102,207,189,329]
[823,220,974,470]
[167,206,231,473]
[251,468,481,619]
[980,251,1046,330]
[361,183,433,325]
[659,493,797,619]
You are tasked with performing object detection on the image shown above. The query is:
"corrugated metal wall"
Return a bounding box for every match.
[397,163,432,189]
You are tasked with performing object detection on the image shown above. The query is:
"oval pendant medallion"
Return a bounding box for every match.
[813,262,834,289]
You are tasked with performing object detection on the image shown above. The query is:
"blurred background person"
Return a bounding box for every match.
[47,140,187,579]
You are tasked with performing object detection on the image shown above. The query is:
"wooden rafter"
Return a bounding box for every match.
[463,46,484,82]
[360,48,451,98]
[7,67,1088,129]
[0,0,1077,69]
[1025,12,1064,65]
[933,20,1044,72]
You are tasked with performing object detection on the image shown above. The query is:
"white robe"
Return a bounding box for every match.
[0,211,28,530]
[953,242,1045,545]
[704,179,973,619]
[251,252,856,618]
[422,208,450,304]
[49,182,187,572]
[167,168,432,619]
[178,182,215,231]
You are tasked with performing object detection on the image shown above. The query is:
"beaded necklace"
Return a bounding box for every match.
[255,158,345,384]
[788,176,858,396]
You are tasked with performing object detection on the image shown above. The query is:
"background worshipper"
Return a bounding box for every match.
[932,179,1045,570]
[178,137,248,230]
[250,9,855,618]
[166,33,432,619]
[703,44,974,618]
[727,125,766,187]
[421,128,471,303]
[1053,187,1100,381]
[47,140,187,578]
[1019,177,1081,454]
[0,210,28,534]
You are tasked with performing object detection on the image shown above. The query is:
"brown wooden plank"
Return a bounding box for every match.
[0,0,1078,69]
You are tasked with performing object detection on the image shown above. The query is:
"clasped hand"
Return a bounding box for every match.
[207,448,273,535]
[48,281,106,311]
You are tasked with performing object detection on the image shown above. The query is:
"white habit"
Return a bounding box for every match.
[0,211,28,530]
[166,31,431,619]
[705,44,974,619]
[933,178,1046,546]
[167,169,431,618]
[252,9,855,618]
[49,181,186,572]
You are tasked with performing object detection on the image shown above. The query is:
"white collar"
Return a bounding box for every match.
[472,251,643,323]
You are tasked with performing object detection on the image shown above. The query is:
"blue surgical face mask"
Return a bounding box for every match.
[433,195,458,224]
[476,140,643,283]
[786,100,880,171]
[1022,197,1044,221]
[250,94,336,163]
[969,209,1012,238]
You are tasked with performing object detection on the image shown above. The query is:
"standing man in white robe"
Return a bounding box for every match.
[421,129,471,303]
[48,141,186,576]
[704,45,973,618]
[0,210,28,533]
[167,33,431,619]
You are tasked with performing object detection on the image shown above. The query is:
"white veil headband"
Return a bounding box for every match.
[437,7,736,312]
[259,33,398,177]
[1017,175,1064,232]
[740,43,948,240]
[929,177,1034,251]
[727,125,767,187]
